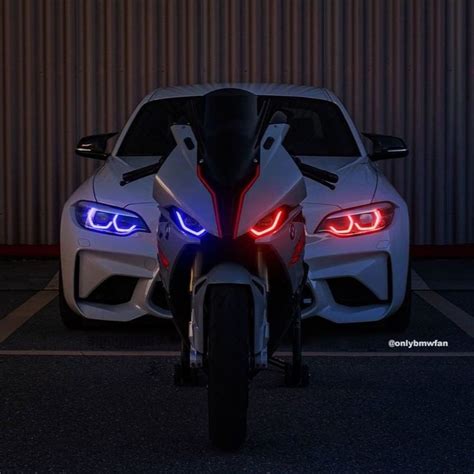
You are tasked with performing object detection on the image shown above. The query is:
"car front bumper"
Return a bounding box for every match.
[61,202,171,322]
[302,214,409,323]
[61,201,408,324]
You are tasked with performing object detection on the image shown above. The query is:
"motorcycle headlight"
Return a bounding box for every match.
[249,207,289,238]
[169,207,206,237]
[74,201,150,236]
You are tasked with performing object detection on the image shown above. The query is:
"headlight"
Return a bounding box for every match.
[169,207,206,237]
[74,201,150,236]
[249,207,289,238]
[315,202,395,237]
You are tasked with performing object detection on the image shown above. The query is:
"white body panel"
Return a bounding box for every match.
[152,125,220,237]
[236,123,306,237]
[60,83,410,324]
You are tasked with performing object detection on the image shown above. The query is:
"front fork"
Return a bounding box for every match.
[187,251,270,371]
[177,252,308,387]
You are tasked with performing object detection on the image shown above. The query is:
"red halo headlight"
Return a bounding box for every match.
[316,202,396,237]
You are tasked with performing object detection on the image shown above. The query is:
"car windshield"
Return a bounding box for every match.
[118,94,360,158]
[264,96,360,157]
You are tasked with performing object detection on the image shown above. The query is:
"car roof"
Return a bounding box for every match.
[147,83,333,102]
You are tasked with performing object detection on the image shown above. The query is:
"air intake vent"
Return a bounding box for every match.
[327,277,386,307]
[83,276,138,305]
[150,281,170,310]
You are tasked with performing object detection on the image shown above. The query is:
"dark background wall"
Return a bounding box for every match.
[1,0,472,245]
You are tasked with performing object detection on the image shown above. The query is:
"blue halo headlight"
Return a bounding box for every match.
[170,207,206,237]
[74,201,150,236]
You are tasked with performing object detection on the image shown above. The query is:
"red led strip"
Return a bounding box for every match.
[158,246,170,269]
[197,164,222,238]
[233,165,260,238]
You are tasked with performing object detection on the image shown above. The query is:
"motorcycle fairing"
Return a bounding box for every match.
[152,124,220,237]
[152,89,310,370]
[234,123,307,238]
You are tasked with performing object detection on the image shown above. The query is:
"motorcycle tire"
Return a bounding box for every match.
[207,284,250,450]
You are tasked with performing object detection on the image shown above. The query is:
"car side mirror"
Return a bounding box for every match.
[362,133,408,161]
[75,132,118,160]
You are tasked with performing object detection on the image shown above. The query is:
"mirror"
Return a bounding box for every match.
[75,132,118,160]
[363,133,408,161]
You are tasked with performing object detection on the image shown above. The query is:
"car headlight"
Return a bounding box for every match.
[315,202,395,237]
[74,201,150,236]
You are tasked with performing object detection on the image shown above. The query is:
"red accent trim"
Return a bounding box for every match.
[158,247,170,269]
[0,245,60,257]
[233,165,260,238]
[197,164,222,238]
[289,234,306,265]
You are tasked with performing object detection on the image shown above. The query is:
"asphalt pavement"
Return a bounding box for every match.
[0,259,473,473]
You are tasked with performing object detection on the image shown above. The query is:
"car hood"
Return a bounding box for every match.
[93,156,158,208]
[300,156,377,208]
[94,155,377,212]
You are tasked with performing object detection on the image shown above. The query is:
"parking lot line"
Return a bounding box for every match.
[44,271,59,290]
[415,291,474,338]
[0,350,472,357]
[412,270,474,338]
[411,269,430,290]
[0,273,58,344]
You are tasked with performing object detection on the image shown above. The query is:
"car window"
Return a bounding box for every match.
[263,96,360,157]
[118,94,360,158]
[118,97,198,156]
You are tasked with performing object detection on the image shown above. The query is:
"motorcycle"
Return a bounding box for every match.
[121,88,338,449]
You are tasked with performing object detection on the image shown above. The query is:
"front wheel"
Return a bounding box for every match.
[207,284,250,450]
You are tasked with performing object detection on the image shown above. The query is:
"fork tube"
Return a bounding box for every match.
[257,248,269,292]
[189,251,203,292]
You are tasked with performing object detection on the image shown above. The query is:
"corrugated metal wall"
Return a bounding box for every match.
[1,0,473,245]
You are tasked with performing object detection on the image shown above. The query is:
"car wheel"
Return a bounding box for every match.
[382,266,411,333]
[59,270,87,329]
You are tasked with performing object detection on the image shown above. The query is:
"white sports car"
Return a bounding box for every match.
[60,84,410,330]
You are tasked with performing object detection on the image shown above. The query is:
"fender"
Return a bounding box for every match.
[189,263,269,368]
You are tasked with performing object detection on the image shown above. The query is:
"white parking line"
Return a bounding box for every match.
[0,350,472,357]
[44,272,59,290]
[0,272,59,344]
[411,269,430,290]
[412,270,474,338]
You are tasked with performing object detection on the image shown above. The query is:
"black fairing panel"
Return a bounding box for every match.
[196,89,263,237]
[200,89,260,186]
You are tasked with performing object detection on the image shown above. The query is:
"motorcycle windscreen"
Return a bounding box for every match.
[200,89,260,187]
[196,89,265,237]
